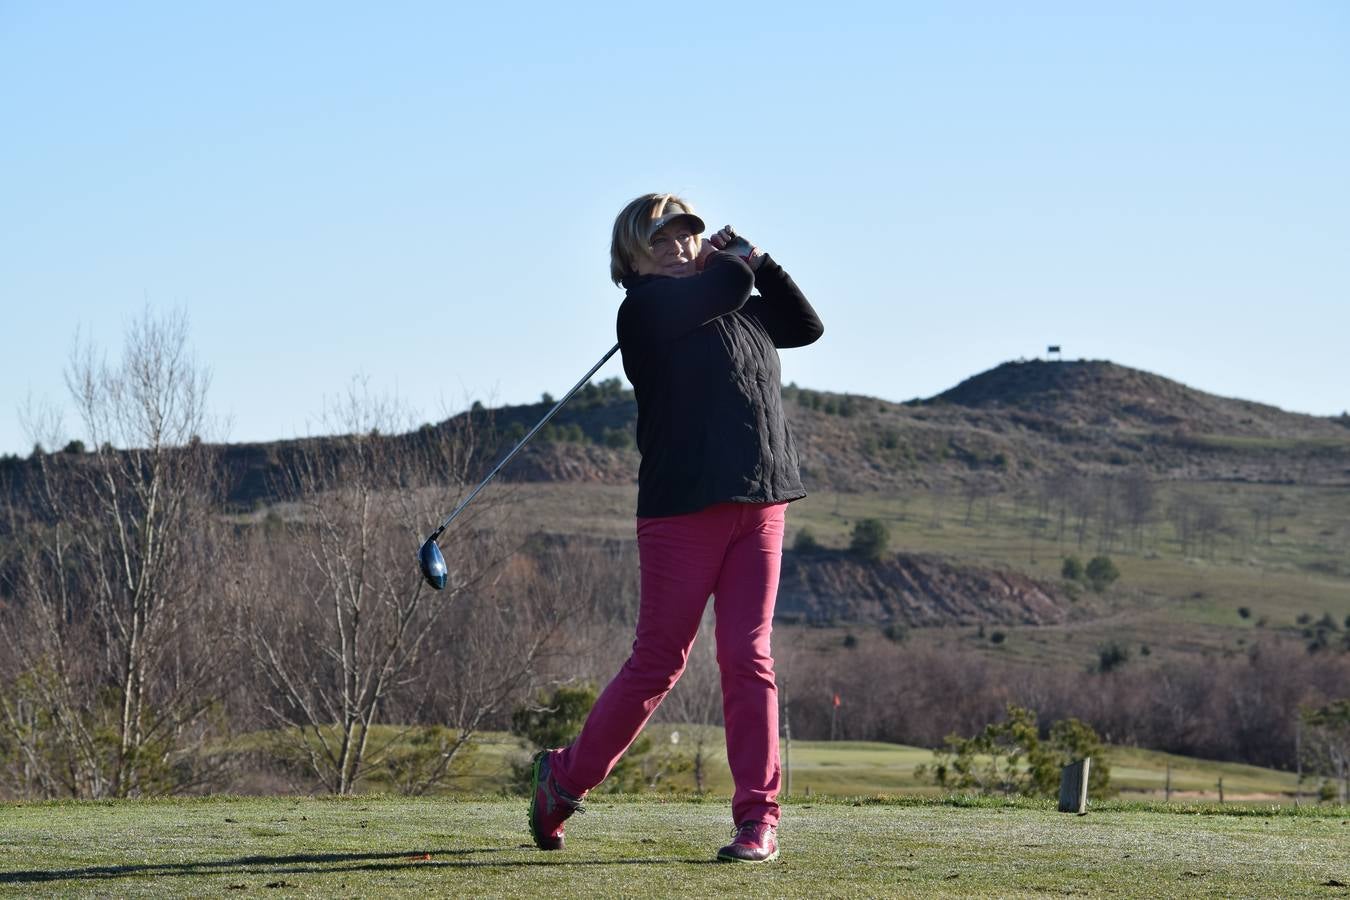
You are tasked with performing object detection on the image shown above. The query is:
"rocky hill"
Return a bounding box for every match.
[932,359,1347,438]
[776,549,1070,628]
[5,360,1348,516]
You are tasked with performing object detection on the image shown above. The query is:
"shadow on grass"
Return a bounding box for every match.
[0,849,720,885]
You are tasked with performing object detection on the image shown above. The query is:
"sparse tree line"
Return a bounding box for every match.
[875,468,1342,578]
[1013,469,1323,563]
[461,377,636,450]
[786,472,1335,576]
[782,382,879,419]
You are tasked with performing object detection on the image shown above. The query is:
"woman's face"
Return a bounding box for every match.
[634,222,699,279]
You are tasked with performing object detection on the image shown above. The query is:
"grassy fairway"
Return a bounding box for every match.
[439,729,1307,801]
[1,796,1345,898]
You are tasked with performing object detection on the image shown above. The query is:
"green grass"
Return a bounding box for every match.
[651,732,1311,802]
[0,795,1345,898]
[297,728,1308,805]
[1105,747,1304,799]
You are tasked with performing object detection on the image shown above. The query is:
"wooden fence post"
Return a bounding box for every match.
[1058,758,1091,815]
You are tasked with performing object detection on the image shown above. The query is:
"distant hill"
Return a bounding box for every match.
[4,360,1349,517]
[786,360,1350,491]
[442,359,1350,492]
[932,359,1347,438]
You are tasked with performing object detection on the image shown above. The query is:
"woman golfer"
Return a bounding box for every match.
[529,193,822,863]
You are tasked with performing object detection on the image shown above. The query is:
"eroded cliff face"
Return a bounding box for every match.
[775,551,1070,627]
[512,532,1072,629]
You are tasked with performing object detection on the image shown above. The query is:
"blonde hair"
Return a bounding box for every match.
[609,192,701,286]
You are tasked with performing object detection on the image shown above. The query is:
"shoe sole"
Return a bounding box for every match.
[528,751,561,851]
[716,847,780,863]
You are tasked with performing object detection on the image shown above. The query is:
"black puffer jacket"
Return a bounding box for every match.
[617,251,823,518]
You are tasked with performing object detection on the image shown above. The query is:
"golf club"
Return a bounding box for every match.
[418,342,621,589]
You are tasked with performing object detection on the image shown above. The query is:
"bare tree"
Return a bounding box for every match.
[1251,490,1283,546]
[238,384,566,794]
[1096,475,1121,552]
[961,478,996,528]
[1121,468,1155,553]
[1032,470,1075,546]
[1168,491,1198,557]
[927,479,949,529]
[1069,474,1095,550]
[0,309,232,798]
[1193,495,1227,559]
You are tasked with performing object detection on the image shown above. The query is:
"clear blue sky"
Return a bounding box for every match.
[3,2,1347,454]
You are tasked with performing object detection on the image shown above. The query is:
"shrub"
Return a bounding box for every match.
[1061,556,1084,581]
[1237,606,1251,619]
[793,528,823,555]
[603,427,632,448]
[1095,641,1130,673]
[990,631,1006,644]
[511,683,597,751]
[510,684,654,793]
[918,703,1111,798]
[1085,556,1120,592]
[849,518,890,562]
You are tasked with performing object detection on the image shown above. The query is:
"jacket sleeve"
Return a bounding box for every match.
[617,253,755,347]
[743,255,824,348]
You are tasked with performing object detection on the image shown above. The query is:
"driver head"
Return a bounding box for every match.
[419,537,448,590]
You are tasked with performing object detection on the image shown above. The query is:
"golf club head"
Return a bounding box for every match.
[418,537,448,590]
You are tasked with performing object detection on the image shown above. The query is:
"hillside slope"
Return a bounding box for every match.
[4,359,1348,516]
[933,358,1347,437]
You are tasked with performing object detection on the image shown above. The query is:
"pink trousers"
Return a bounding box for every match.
[552,501,786,827]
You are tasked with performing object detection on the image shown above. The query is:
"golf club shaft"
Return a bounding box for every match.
[427,342,621,540]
